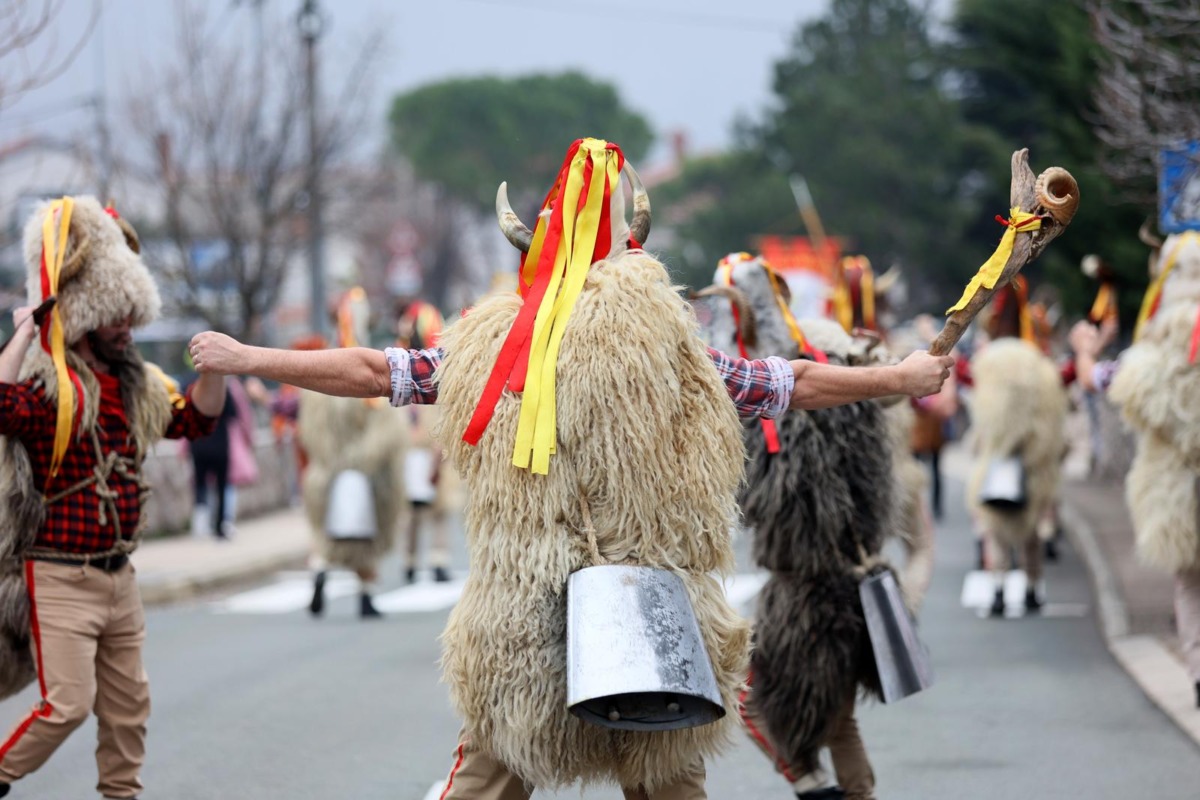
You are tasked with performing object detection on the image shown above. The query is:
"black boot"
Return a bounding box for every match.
[433,566,451,583]
[1044,536,1060,563]
[989,587,1006,617]
[309,571,327,618]
[0,781,9,797]
[360,592,383,619]
[1024,587,1044,613]
[796,788,845,799]
[404,566,416,584]
[1194,681,1199,709]
[975,539,986,571]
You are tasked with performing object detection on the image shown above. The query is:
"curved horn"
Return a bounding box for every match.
[59,223,91,282]
[623,161,651,245]
[873,263,902,295]
[495,181,533,253]
[115,216,141,255]
[691,284,757,349]
[1138,218,1163,250]
[1034,167,1080,226]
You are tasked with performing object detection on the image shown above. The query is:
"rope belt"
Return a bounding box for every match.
[25,428,151,565]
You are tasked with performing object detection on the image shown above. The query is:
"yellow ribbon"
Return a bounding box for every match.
[946,208,1042,315]
[762,261,811,352]
[859,261,875,330]
[41,199,76,478]
[1134,232,1199,340]
[1088,282,1116,323]
[512,139,618,474]
[833,257,853,332]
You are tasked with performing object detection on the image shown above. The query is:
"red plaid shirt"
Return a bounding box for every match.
[385,346,793,419]
[0,374,218,555]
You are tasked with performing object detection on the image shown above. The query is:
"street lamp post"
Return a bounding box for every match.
[297,0,327,338]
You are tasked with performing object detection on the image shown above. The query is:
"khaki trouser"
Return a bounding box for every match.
[0,560,149,799]
[438,729,707,799]
[1176,567,1200,682]
[740,687,875,800]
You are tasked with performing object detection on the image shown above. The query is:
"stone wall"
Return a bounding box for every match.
[140,431,298,537]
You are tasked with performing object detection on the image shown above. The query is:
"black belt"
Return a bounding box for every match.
[32,553,129,572]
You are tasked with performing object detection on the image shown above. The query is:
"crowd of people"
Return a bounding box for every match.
[0,133,1194,800]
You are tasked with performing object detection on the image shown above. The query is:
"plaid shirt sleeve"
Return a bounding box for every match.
[385,347,442,407]
[705,347,794,419]
[0,381,53,438]
[163,386,221,440]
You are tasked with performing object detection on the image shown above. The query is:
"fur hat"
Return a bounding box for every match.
[22,196,161,346]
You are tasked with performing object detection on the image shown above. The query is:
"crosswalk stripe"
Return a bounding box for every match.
[214,571,773,616]
[960,570,1089,619]
[422,781,446,800]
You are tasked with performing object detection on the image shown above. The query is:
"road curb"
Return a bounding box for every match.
[137,547,309,607]
[1060,498,1200,750]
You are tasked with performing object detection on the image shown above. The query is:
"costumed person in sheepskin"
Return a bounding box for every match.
[187,138,954,799]
[0,197,225,799]
[695,253,893,800]
[394,298,454,584]
[827,258,939,614]
[300,288,408,619]
[1073,229,1200,707]
[965,277,1068,616]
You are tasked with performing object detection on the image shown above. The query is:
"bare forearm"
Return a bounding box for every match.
[241,346,390,399]
[1075,350,1098,392]
[190,373,227,417]
[788,360,903,410]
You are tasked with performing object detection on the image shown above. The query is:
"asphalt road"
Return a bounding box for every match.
[3,477,1199,799]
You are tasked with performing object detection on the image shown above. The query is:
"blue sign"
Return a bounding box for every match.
[1159,142,1200,233]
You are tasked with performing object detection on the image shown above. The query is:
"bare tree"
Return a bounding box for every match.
[123,1,383,342]
[1089,1,1200,199]
[0,0,99,115]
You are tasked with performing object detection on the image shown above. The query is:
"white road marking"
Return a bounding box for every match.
[422,780,446,800]
[961,570,1088,618]
[216,571,772,616]
[212,572,358,614]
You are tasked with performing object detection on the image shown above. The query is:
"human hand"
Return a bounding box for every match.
[1068,320,1100,358]
[1097,316,1118,350]
[188,332,247,375]
[893,350,955,398]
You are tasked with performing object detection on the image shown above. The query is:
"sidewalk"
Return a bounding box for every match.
[1058,453,1200,748]
[133,506,310,606]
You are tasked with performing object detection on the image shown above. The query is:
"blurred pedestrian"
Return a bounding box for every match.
[0,198,224,799]
[185,370,238,541]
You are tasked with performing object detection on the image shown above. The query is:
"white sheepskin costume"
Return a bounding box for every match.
[433,249,751,792]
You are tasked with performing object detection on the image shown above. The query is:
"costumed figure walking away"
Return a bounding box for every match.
[1075,229,1200,706]
[301,288,408,619]
[395,300,453,584]
[966,279,1068,616]
[696,253,893,800]
[185,138,954,799]
[0,197,225,799]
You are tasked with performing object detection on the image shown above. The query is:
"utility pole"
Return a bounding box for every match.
[297,0,327,337]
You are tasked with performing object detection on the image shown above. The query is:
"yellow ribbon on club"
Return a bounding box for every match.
[512,139,618,474]
[946,207,1042,315]
[40,198,76,477]
[1089,282,1115,323]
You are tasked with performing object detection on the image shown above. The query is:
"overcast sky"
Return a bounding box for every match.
[2,0,952,166]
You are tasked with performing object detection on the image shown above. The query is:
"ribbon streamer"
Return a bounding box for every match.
[39,199,80,478]
[946,208,1043,315]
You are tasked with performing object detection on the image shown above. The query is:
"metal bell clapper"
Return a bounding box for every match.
[566,564,725,731]
[324,469,379,540]
[859,570,935,703]
[978,456,1028,510]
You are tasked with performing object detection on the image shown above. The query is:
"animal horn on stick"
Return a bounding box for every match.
[929,150,1079,357]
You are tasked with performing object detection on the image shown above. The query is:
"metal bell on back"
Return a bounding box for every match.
[978,456,1027,510]
[566,565,724,731]
[324,469,378,540]
[860,569,935,703]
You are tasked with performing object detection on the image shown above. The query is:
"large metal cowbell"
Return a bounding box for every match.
[566,565,724,731]
[860,570,935,703]
[324,469,378,540]
[978,456,1028,510]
